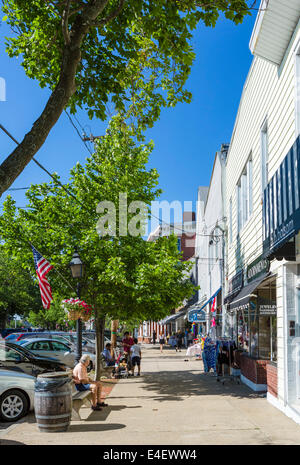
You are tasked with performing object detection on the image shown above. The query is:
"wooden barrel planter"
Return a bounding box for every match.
[34,371,72,433]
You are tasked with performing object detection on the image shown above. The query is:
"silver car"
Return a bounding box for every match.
[52,334,96,354]
[0,370,34,422]
[18,338,96,370]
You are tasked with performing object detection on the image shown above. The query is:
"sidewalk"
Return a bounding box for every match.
[2,344,300,445]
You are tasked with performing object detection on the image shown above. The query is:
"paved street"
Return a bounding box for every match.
[1,344,300,445]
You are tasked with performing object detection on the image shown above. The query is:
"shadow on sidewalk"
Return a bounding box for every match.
[68,423,126,433]
[139,370,263,402]
[0,439,25,445]
[85,404,142,422]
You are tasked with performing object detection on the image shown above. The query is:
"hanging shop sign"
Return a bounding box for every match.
[188,310,206,323]
[246,255,270,283]
[263,134,300,258]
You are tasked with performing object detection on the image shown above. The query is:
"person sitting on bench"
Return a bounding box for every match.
[102,343,116,366]
[73,354,107,411]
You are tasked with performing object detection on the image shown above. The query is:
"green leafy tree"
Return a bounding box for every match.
[0,116,196,378]
[0,247,42,330]
[0,0,253,195]
[27,294,76,330]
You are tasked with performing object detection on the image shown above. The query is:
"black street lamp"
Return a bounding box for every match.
[70,250,84,365]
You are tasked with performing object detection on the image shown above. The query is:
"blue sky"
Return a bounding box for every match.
[0,11,257,223]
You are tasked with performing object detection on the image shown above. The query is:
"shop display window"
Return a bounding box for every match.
[235,304,277,361]
[249,307,259,358]
[258,315,277,361]
[237,309,249,352]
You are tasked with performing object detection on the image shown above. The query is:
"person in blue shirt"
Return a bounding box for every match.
[102,343,115,367]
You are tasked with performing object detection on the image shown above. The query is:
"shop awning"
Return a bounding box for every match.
[159,309,187,325]
[228,273,270,312]
[188,287,221,322]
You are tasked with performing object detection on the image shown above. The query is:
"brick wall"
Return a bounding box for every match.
[240,354,267,385]
[266,362,278,397]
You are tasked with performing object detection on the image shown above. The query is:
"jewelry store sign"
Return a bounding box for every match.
[259,304,277,316]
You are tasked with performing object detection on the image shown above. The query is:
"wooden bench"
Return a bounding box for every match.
[71,389,92,420]
[70,358,113,420]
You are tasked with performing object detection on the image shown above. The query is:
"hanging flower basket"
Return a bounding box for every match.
[61,298,93,321]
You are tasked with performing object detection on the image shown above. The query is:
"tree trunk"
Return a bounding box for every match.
[110,320,118,357]
[95,309,105,381]
[0,0,112,197]
[0,309,7,332]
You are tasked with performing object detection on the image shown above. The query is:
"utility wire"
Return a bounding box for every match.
[0,123,86,209]
[64,110,93,155]
[0,123,223,240]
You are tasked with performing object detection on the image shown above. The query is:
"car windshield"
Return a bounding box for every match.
[18,340,31,346]
[3,342,34,357]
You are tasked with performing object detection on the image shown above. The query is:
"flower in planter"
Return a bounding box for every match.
[61,298,93,321]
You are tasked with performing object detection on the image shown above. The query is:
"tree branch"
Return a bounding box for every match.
[62,0,71,45]
[89,0,125,28]
[0,0,117,197]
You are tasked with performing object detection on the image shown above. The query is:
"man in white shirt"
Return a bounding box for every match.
[130,338,142,376]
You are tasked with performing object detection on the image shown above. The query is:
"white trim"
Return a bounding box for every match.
[240,374,267,392]
[283,265,288,406]
[267,392,300,426]
[295,43,300,137]
[249,0,268,55]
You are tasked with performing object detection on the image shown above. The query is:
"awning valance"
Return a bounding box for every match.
[228,273,270,312]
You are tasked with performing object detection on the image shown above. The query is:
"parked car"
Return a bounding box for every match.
[52,334,96,354]
[1,328,32,339]
[18,338,96,370]
[4,331,66,343]
[0,342,67,377]
[0,370,35,422]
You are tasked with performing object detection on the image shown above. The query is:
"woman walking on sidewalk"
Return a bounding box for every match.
[159,335,165,353]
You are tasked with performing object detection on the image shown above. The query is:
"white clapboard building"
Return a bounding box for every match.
[224,0,300,423]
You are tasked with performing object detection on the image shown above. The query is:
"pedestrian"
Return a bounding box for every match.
[73,354,107,411]
[122,331,134,353]
[176,332,183,352]
[152,330,156,345]
[159,334,165,353]
[184,329,188,348]
[130,338,142,376]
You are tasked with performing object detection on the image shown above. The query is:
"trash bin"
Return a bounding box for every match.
[34,371,72,433]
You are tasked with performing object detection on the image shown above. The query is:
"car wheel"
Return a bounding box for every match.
[0,390,29,422]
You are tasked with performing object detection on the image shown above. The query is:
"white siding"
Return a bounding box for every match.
[226,23,300,404]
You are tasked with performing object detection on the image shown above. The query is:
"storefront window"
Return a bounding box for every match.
[237,309,249,351]
[249,307,259,358]
[257,281,277,361]
[258,315,277,361]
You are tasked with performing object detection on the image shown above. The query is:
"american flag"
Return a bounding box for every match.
[31,245,54,309]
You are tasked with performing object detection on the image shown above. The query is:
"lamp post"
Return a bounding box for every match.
[69,250,85,365]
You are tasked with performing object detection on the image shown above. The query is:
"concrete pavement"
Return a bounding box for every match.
[1,344,300,445]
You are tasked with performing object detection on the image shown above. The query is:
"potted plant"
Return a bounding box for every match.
[61,298,93,321]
